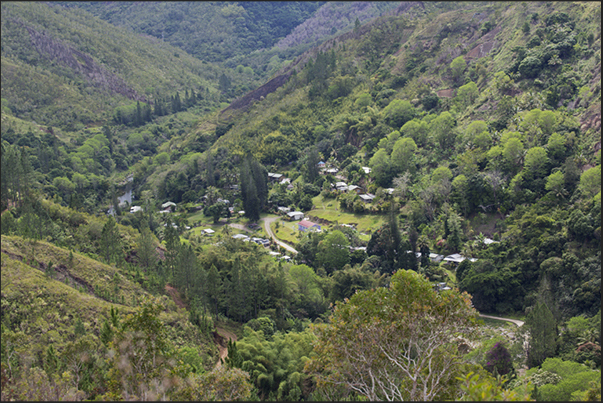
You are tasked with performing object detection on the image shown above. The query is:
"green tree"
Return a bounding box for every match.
[524,147,549,179]
[450,56,467,85]
[431,111,457,154]
[100,216,122,265]
[240,154,267,222]
[369,148,393,187]
[391,137,417,175]
[303,146,320,184]
[307,270,479,401]
[105,299,174,400]
[578,165,601,198]
[400,119,429,147]
[382,99,416,128]
[316,230,350,274]
[170,366,253,401]
[136,226,157,271]
[526,302,558,368]
[546,171,566,198]
[455,81,479,109]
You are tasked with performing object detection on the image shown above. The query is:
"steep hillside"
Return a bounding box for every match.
[0,2,234,129]
[1,235,219,398]
[55,2,324,74]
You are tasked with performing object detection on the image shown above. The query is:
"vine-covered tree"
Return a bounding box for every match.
[307,270,479,401]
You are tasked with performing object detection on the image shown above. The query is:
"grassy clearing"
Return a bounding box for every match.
[309,195,386,234]
[271,219,301,246]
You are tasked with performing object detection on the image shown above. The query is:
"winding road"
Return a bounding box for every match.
[479,314,524,327]
[262,216,298,255]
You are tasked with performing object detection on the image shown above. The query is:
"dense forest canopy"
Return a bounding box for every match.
[1,1,601,401]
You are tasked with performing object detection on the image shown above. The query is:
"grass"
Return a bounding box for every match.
[271,219,301,246]
[1,236,220,369]
[309,194,386,234]
[1,235,146,307]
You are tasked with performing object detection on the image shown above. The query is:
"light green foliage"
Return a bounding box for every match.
[451,56,467,84]
[369,148,392,187]
[547,132,566,162]
[578,165,601,198]
[431,166,453,185]
[170,365,254,401]
[354,92,372,109]
[391,136,417,174]
[316,230,350,273]
[513,358,601,402]
[493,71,514,94]
[537,110,558,136]
[288,264,324,308]
[382,99,416,128]
[377,130,401,154]
[457,372,533,401]
[503,137,524,171]
[234,326,316,400]
[523,147,549,178]
[400,119,429,147]
[430,111,457,152]
[463,120,489,149]
[455,81,479,109]
[308,270,479,401]
[545,171,566,197]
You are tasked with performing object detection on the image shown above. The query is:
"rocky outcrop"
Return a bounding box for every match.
[15,18,144,102]
[221,71,294,114]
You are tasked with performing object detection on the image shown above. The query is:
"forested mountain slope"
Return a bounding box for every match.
[56,1,403,78]
[0,2,238,129]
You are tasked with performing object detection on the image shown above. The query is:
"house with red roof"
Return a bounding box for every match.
[298,219,321,232]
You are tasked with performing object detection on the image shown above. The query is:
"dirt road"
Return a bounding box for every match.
[262,216,298,255]
[479,314,524,327]
[214,327,238,369]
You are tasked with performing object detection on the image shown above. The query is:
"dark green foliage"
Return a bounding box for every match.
[100,216,122,265]
[239,154,268,222]
[526,302,558,368]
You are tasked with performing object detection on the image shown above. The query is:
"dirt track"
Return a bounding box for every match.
[214,327,238,369]
[479,313,524,327]
[262,216,298,255]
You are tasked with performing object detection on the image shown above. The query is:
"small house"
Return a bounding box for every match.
[203,228,215,236]
[443,253,466,264]
[318,161,326,169]
[130,206,143,214]
[161,201,176,210]
[362,167,372,174]
[298,219,321,232]
[280,178,291,185]
[325,168,339,174]
[335,181,348,191]
[287,211,304,221]
[347,185,361,194]
[359,193,375,203]
[429,253,445,263]
[268,172,283,181]
[483,237,499,245]
[277,206,291,214]
[232,233,249,240]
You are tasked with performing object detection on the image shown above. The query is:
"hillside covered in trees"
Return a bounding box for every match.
[1,1,601,401]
